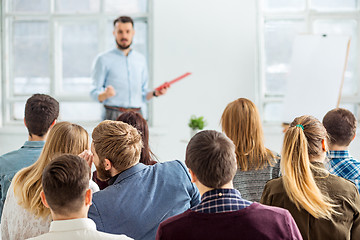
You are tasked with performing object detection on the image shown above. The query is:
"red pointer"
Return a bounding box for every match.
[155,72,192,91]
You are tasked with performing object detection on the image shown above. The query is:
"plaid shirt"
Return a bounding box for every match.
[327,150,360,193]
[191,188,252,213]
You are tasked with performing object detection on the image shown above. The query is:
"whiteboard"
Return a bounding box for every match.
[282,34,350,123]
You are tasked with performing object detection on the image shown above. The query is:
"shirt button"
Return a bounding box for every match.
[218,193,223,197]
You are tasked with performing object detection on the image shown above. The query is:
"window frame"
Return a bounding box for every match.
[258,0,360,125]
[0,0,153,127]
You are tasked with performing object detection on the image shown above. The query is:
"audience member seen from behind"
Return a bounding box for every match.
[88,120,200,240]
[156,130,302,240]
[0,94,59,220]
[93,111,157,189]
[1,122,91,239]
[28,154,132,240]
[260,115,360,240]
[323,108,360,193]
[221,98,280,201]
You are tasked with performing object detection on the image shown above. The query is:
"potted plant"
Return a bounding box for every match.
[188,115,207,137]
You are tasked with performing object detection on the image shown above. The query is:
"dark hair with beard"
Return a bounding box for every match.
[113,16,134,27]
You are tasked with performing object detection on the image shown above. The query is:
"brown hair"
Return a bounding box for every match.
[282,115,337,219]
[113,16,134,27]
[25,94,59,137]
[221,98,274,171]
[42,154,90,215]
[185,130,237,188]
[92,120,143,172]
[117,111,157,165]
[13,122,89,218]
[322,108,357,147]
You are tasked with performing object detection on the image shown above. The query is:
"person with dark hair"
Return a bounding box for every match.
[156,130,302,240]
[28,154,132,240]
[90,15,167,120]
[93,111,157,189]
[86,120,200,240]
[323,108,360,192]
[0,93,59,220]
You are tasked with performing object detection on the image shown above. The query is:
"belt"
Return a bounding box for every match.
[105,105,141,112]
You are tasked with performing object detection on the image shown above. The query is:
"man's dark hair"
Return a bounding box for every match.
[25,94,59,137]
[185,130,237,188]
[113,16,134,27]
[323,108,357,146]
[42,154,90,215]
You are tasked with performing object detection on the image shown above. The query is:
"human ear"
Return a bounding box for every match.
[40,191,50,209]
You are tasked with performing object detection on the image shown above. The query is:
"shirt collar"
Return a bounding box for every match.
[109,163,147,186]
[22,141,45,148]
[328,150,350,159]
[49,218,96,232]
[114,47,133,56]
[201,188,242,201]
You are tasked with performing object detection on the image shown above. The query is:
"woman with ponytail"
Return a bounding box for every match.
[261,115,360,240]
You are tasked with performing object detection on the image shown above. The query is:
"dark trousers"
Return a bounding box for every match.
[104,107,142,120]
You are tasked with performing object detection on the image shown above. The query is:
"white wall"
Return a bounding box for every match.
[150,0,258,161]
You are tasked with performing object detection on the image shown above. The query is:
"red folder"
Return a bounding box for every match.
[155,72,192,91]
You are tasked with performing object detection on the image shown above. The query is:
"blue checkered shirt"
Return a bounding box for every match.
[327,150,360,193]
[191,188,252,213]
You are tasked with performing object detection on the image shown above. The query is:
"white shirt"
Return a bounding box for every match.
[1,183,51,240]
[27,218,132,240]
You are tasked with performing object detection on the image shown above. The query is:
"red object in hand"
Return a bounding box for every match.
[155,72,192,91]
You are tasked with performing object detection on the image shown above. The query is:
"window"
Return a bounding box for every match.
[259,0,359,123]
[1,0,151,125]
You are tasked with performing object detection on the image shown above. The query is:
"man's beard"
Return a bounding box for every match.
[96,160,113,181]
[116,39,132,50]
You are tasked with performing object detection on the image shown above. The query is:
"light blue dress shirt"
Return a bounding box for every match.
[88,161,201,240]
[0,141,44,221]
[90,48,149,108]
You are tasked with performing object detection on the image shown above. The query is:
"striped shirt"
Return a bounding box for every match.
[191,188,252,213]
[327,150,360,193]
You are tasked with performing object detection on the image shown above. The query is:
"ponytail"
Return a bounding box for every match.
[281,116,337,219]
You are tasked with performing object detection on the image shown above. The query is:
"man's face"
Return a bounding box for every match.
[113,22,135,50]
[91,142,112,181]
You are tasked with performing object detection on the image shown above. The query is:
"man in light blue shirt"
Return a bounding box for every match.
[0,94,59,221]
[86,120,200,240]
[90,16,167,120]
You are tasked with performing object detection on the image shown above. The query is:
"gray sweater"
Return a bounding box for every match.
[233,153,280,202]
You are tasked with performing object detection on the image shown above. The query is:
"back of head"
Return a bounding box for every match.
[221,98,273,170]
[185,130,237,188]
[282,115,336,219]
[92,120,143,172]
[113,16,134,27]
[13,121,89,218]
[42,154,90,216]
[322,108,357,147]
[25,94,59,137]
[116,111,155,165]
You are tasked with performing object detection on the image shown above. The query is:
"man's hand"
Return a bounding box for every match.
[98,85,116,102]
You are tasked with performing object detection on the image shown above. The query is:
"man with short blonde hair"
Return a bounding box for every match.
[88,120,200,240]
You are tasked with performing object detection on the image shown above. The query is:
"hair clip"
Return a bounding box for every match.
[296,124,304,130]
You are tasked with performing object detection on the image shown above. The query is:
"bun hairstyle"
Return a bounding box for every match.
[281,115,337,219]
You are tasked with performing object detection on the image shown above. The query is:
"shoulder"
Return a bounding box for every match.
[263,177,284,193]
[158,210,192,229]
[324,173,359,196]
[156,160,191,178]
[94,49,118,63]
